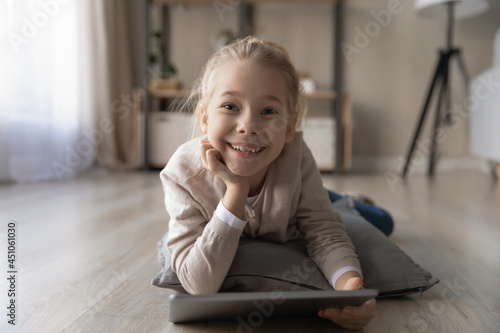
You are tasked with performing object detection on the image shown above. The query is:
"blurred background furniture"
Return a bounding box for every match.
[143,0,351,172]
[402,0,490,178]
[470,26,500,180]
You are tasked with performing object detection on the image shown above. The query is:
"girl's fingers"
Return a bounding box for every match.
[200,140,226,175]
[318,298,376,330]
[199,141,213,168]
[206,149,223,172]
[205,148,233,180]
[200,140,228,173]
[199,139,241,185]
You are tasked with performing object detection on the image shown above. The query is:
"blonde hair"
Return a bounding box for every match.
[173,37,307,138]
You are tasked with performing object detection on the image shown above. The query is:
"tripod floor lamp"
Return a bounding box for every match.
[401,0,490,178]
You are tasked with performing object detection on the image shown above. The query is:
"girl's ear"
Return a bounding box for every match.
[285,116,297,143]
[200,107,208,134]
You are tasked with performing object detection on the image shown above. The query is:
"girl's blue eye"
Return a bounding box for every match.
[263,108,278,115]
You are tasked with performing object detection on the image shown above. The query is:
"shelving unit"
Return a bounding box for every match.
[143,0,350,171]
[149,87,338,100]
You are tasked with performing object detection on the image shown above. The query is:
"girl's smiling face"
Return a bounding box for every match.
[201,61,296,187]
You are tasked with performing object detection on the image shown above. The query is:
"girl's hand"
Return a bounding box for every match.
[200,139,246,187]
[200,140,249,220]
[318,277,376,330]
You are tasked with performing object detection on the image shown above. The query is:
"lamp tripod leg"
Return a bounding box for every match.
[489,160,498,181]
[443,54,453,125]
[455,50,470,87]
[401,54,446,178]
[429,53,451,176]
[444,50,470,126]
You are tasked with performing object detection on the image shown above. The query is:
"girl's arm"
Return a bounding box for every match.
[293,138,376,329]
[294,140,362,286]
[200,139,249,220]
[164,178,244,294]
[160,139,249,294]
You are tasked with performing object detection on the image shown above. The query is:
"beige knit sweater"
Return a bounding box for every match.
[160,132,361,294]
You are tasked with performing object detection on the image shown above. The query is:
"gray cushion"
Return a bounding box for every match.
[152,197,439,297]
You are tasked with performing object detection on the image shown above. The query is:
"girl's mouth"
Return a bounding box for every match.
[227,142,266,156]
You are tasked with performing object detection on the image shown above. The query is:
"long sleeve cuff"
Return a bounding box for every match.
[215,200,248,231]
[331,266,363,290]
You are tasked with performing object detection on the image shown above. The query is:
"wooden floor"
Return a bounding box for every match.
[0,170,498,332]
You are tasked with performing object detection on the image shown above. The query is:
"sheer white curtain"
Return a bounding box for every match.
[0,0,105,182]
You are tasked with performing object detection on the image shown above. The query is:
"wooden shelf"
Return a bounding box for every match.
[155,0,338,4]
[149,87,190,99]
[305,90,337,100]
[149,85,337,100]
[247,0,338,2]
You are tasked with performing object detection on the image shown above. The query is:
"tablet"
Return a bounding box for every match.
[168,289,378,323]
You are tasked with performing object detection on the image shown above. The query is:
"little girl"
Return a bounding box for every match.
[160,37,376,330]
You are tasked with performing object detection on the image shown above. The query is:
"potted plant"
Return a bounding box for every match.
[149,30,181,91]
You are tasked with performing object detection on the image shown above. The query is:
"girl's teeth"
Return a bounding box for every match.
[231,144,262,153]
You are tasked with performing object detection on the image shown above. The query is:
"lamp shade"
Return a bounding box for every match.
[415,0,490,20]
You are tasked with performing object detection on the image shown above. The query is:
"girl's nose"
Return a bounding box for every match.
[236,111,259,135]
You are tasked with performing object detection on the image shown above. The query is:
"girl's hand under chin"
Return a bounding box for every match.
[200,139,248,189]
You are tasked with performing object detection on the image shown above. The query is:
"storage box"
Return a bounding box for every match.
[149,112,192,168]
[302,117,336,172]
